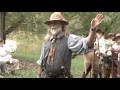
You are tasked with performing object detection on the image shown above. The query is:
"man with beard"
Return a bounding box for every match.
[37,12,104,78]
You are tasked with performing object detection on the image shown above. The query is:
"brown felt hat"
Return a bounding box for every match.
[113,33,120,41]
[45,12,69,25]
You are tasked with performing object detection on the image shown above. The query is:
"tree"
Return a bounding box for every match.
[5,12,120,40]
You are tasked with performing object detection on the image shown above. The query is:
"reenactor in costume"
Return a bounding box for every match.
[82,29,105,78]
[99,33,115,78]
[112,33,120,78]
[37,12,104,78]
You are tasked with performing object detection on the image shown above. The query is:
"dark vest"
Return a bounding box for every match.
[43,35,72,74]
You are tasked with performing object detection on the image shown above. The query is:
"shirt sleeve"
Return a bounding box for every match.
[37,43,45,65]
[68,34,93,55]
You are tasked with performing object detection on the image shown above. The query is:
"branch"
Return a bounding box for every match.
[5,16,25,35]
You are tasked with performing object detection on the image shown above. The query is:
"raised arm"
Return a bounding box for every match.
[87,14,104,47]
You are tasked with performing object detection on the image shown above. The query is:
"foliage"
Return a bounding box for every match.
[5,12,120,39]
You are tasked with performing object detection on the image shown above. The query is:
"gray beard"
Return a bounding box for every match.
[50,28,62,36]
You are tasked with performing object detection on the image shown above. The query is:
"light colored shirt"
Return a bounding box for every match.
[100,40,114,55]
[0,46,7,57]
[112,43,120,52]
[5,39,17,52]
[94,36,105,53]
[37,34,93,65]
[0,44,13,63]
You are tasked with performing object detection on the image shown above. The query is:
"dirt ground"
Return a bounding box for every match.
[7,60,38,70]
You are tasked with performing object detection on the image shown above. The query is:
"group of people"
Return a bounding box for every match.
[1,12,119,78]
[94,30,120,78]
[82,29,120,78]
[0,38,19,77]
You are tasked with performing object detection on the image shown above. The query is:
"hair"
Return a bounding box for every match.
[96,29,104,35]
[44,23,70,41]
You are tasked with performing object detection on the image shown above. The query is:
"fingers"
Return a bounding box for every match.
[98,19,103,25]
[91,18,95,24]
[96,13,104,21]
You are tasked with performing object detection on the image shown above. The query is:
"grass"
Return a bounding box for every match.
[71,56,84,78]
[4,51,85,78]
[4,69,37,78]
[4,36,85,78]
[12,51,40,62]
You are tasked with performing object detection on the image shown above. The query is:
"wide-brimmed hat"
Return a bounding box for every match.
[45,12,69,25]
[105,33,115,39]
[113,33,120,41]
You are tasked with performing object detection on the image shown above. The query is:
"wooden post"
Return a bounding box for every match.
[0,12,5,43]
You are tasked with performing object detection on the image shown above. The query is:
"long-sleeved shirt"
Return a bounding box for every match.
[37,34,93,66]
[0,44,13,63]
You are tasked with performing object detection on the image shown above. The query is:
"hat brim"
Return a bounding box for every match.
[45,20,69,25]
[105,35,114,39]
[113,36,120,41]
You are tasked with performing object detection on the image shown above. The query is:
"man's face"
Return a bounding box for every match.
[116,37,120,45]
[48,21,63,36]
[96,33,102,39]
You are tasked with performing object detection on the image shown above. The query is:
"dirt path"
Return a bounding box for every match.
[7,60,38,70]
[19,60,38,70]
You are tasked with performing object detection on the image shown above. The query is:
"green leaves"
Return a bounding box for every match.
[6,12,120,40]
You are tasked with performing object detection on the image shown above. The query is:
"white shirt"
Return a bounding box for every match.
[0,44,13,63]
[0,46,7,57]
[95,36,105,53]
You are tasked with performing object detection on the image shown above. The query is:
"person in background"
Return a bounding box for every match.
[0,38,19,75]
[112,33,120,78]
